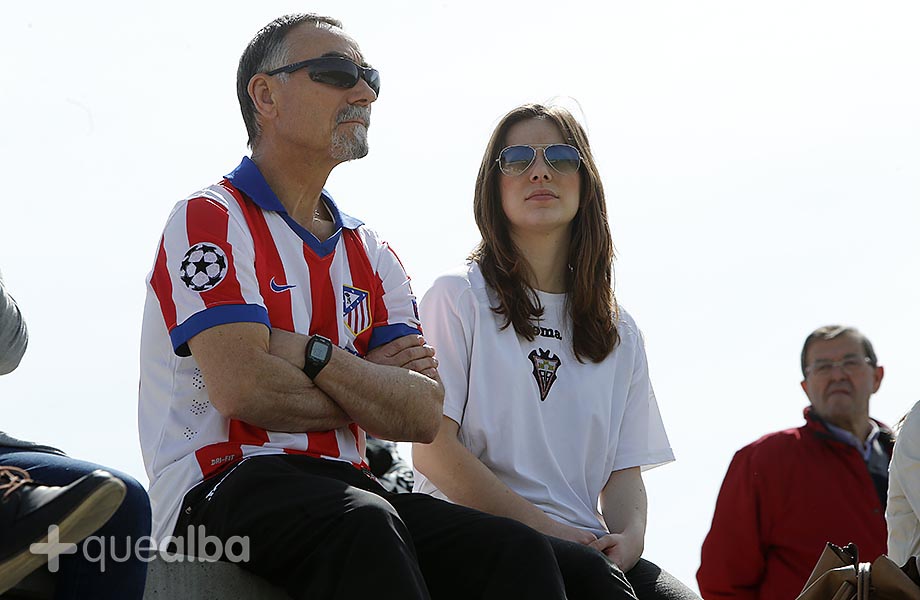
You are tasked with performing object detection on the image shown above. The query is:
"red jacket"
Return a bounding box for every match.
[697,408,892,600]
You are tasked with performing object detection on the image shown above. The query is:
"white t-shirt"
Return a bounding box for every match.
[413,263,674,537]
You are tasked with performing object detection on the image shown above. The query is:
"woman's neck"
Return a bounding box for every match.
[511,228,571,294]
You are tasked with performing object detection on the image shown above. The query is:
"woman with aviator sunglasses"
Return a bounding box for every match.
[413,103,699,599]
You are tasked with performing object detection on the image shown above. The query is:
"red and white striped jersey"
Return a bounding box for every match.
[139,157,421,540]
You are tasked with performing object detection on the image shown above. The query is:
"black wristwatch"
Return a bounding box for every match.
[303,334,333,380]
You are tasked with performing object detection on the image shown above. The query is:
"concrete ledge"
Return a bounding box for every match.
[143,557,288,599]
[2,557,287,599]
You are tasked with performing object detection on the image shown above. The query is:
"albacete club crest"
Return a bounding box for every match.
[528,348,561,401]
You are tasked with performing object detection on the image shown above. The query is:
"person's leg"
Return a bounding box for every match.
[544,535,639,599]
[0,450,150,600]
[173,455,431,600]
[626,558,701,600]
[388,492,569,600]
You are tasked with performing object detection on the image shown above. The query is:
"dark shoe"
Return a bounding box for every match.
[0,466,127,594]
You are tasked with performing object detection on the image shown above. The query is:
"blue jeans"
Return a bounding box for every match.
[0,448,151,600]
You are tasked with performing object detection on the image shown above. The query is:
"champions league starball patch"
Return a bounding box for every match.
[179,243,228,292]
[528,348,561,401]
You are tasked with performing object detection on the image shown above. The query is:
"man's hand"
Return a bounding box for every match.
[589,532,643,572]
[366,335,439,378]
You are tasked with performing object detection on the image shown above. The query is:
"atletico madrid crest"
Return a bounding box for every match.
[343,285,371,335]
[528,348,561,401]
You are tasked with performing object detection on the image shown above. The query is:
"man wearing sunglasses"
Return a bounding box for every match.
[139,13,572,600]
[698,325,893,600]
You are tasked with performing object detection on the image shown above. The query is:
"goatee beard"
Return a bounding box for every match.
[331,105,371,160]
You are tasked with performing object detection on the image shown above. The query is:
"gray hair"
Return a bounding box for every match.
[236,13,343,147]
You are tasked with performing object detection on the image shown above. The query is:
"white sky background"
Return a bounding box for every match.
[2,1,918,592]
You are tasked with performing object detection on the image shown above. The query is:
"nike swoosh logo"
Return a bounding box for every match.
[270,277,297,293]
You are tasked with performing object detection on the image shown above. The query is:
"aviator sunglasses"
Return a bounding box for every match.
[265,56,381,96]
[496,144,582,176]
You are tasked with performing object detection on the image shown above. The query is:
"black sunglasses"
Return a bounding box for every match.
[265,56,380,97]
[496,144,582,176]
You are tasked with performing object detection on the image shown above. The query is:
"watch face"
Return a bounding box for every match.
[309,342,329,361]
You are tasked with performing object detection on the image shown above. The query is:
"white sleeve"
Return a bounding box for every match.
[0,269,28,375]
[363,231,422,349]
[611,320,675,472]
[149,189,268,356]
[889,402,920,560]
[418,275,475,426]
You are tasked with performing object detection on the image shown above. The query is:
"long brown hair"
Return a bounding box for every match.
[470,103,618,362]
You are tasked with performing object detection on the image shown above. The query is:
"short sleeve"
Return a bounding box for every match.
[148,189,268,356]
[364,235,422,350]
[418,274,475,425]
[611,319,675,472]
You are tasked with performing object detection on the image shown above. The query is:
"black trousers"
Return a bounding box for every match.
[622,558,700,600]
[174,454,638,600]
[547,537,700,600]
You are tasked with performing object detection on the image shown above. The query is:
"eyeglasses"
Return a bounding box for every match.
[265,56,380,97]
[805,356,873,377]
[495,144,582,176]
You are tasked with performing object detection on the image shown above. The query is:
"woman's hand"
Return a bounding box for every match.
[590,531,643,572]
[543,519,598,546]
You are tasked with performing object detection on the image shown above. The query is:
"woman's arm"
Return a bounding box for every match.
[593,466,647,571]
[413,417,597,545]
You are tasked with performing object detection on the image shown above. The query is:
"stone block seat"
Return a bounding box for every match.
[1,556,288,599]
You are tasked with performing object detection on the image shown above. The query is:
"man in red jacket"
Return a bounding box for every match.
[697,325,891,600]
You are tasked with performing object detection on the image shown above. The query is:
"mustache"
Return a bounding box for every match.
[336,105,371,127]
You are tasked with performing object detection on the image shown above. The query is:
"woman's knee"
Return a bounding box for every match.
[626,558,700,600]
[550,537,636,599]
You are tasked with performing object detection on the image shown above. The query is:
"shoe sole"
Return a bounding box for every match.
[0,475,127,594]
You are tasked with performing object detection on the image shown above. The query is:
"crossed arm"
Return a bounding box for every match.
[187,322,443,442]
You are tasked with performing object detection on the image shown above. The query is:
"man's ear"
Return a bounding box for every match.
[248,73,277,122]
[872,365,884,393]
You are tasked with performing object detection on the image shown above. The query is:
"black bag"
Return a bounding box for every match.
[365,436,414,494]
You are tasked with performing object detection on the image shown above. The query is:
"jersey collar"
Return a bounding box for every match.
[225,156,364,256]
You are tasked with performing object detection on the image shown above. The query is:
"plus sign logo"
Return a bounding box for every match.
[30,525,78,572]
